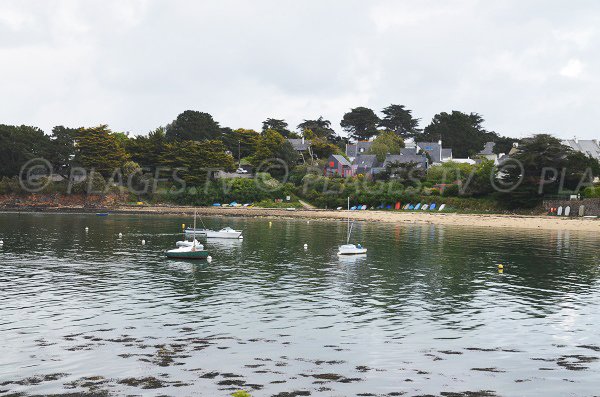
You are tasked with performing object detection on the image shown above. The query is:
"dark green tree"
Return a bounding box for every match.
[251,129,299,177]
[159,140,235,185]
[220,128,260,160]
[125,127,167,172]
[419,111,496,158]
[379,104,421,138]
[74,125,130,177]
[499,134,599,208]
[165,110,221,141]
[340,107,380,141]
[297,116,336,140]
[0,124,50,178]
[262,118,298,138]
[47,126,78,178]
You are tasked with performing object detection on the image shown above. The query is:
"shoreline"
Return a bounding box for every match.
[1,205,599,232]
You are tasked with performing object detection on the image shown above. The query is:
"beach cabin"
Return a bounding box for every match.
[324,154,353,177]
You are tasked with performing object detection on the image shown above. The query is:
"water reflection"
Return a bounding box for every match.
[1,213,599,396]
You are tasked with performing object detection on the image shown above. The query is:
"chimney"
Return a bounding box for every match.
[302,137,305,145]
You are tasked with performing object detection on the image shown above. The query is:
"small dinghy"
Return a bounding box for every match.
[338,197,367,256]
[176,239,203,248]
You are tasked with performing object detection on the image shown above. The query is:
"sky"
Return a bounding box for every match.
[0,0,599,140]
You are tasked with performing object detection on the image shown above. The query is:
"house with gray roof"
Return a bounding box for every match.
[415,140,453,164]
[287,138,312,152]
[383,154,428,169]
[324,154,353,177]
[562,138,600,160]
[352,154,379,176]
[345,141,373,160]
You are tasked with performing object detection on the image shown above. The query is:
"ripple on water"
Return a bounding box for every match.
[1,214,600,396]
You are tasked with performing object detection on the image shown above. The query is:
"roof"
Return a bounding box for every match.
[331,154,352,167]
[345,141,373,157]
[352,154,378,168]
[287,138,311,151]
[351,154,378,174]
[441,148,453,160]
[400,147,419,156]
[479,142,496,155]
[562,139,600,160]
[416,141,442,163]
[383,154,427,168]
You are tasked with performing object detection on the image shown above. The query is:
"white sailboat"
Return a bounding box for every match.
[167,210,209,259]
[338,197,367,256]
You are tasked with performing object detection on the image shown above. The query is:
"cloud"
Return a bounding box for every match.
[560,59,584,78]
[0,0,599,140]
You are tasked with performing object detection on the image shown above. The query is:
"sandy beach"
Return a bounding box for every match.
[7,205,593,232]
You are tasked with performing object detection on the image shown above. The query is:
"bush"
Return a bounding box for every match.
[442,184,460,197]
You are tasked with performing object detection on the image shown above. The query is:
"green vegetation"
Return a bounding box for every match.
[1,107,598,213]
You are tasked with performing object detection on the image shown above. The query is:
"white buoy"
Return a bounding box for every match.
[0,240,4,246]
[118,233,123,238]
[304,243,308,249]
[307,220,310,224]
[141,239,146,245]
[85,227,89,232]
[207,256,213,262]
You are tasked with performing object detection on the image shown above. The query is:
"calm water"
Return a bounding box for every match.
[1,213,600,397]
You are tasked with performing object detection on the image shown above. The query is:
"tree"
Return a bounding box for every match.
[368,130,405,162]
[340,107,380,141]
[297,117,336,140]
[251,129,299,177]
[377,161,424,185]
[47,126,78,178]
[74,125,129,178]
[262,118,298,138]
[160,140,235,185]
[126,127,168,173]
[310,137,340,159]
[379,104,420,138]
[420,111,496,158]
[220,128,260,160]
[492,136,520,156]
[0,124,50,178]
[499,134,599,208]
[165,110,221,141]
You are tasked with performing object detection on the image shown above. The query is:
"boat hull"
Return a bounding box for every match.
[165,250,209,259]
[337,244,367,255]
[337,249,368,255]
[185,229,242,239]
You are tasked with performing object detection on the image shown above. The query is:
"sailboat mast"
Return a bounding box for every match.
[347,197,350,244]
[192,210,197,251]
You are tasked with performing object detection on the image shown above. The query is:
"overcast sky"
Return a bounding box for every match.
[1,0,599,139]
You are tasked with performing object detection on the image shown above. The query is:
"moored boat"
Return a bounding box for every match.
[185,226,242,239]
[165,246,209,259]
[337,197,367,256]
[338,243,367,255]
[167,210,210,260]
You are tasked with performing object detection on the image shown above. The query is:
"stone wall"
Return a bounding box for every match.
[543,198,600,216]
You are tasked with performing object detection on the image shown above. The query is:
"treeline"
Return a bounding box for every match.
[1,106,599,210]
[0,104,517,182]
